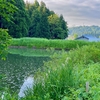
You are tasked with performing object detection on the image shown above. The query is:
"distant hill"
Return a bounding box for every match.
[68,25,100,38]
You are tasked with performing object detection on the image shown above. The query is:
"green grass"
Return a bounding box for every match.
[1,44,100,100]
[10,37,93,50]
[5,44,98,100]
[30,45,100,100]
[1,38,100,99]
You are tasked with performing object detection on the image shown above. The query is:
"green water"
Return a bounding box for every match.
[0,54,49,92]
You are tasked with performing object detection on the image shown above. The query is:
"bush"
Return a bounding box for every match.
[30,45,100,100]
[0,28,11,60]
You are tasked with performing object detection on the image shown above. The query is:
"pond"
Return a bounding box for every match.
[0,53,49,93]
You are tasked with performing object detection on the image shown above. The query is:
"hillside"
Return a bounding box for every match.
[68,25,100,37]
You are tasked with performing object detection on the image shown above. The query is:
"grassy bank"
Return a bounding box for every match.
[10,37,93,50]
[24,45,100,100]
[1,44,100,100]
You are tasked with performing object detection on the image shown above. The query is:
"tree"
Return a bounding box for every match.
[2,0,30,38]
[48,14,68,39]
[48,14,59,38]
[0,0,17,28]
[26,0,40,37]
[0,29,11,60]
[69,26,100,38]
[38,1,50,38]
[29,9,41,37]
[34,0,40,8]
[28,1,50,38]
[26,0,68,39]
[59,15,68,38]
[0,0,17,59]
[48,14,61,39]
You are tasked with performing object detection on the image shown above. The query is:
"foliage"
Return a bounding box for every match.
[27,0,68,39]
[27,45,100,100]
[69,25,100,38]
[0,0,17,23]
[0,0,16,59]
[28,0,51,38]
[1,45,100,99]
[48,14,68,39]
[3,0,30,38]
[67,33,78,40]
[0,89,18,100]
[0,0,68,39]
[0,29,11,60]
[10,37,92,50]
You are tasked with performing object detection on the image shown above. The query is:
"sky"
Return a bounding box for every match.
[24,0,100,27]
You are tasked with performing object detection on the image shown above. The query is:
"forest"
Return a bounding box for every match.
[69,25,100,37]
[0,0,68,39]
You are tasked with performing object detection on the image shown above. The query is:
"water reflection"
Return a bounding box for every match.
[0,54,49,92]
[18,76,34,98]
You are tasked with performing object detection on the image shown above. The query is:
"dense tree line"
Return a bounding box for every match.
[25,0,68,39]
[0,0,30,38]
[0,0,68,39]
[69,26,100,38]
[0,0,17,59]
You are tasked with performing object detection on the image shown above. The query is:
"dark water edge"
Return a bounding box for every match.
[0,53,49,93]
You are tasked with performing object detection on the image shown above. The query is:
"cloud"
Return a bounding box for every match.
[24,0,100,27]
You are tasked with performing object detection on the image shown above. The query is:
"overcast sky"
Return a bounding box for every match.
[24,0,100,27]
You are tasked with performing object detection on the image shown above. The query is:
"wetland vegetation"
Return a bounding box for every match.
[0,40,100,100]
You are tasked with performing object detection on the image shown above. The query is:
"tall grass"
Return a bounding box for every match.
[1,44,100,99]
[21,44,100,100]
[10,37,93,50]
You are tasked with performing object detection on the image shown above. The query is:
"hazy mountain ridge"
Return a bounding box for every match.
[68,25,100,37]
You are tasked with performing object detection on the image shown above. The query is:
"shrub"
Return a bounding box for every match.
[31,45,100,100]
[0,29,11,60]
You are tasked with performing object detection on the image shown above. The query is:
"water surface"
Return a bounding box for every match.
[0,54,49,92]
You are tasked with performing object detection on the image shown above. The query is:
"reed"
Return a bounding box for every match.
[10,37,92,50]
